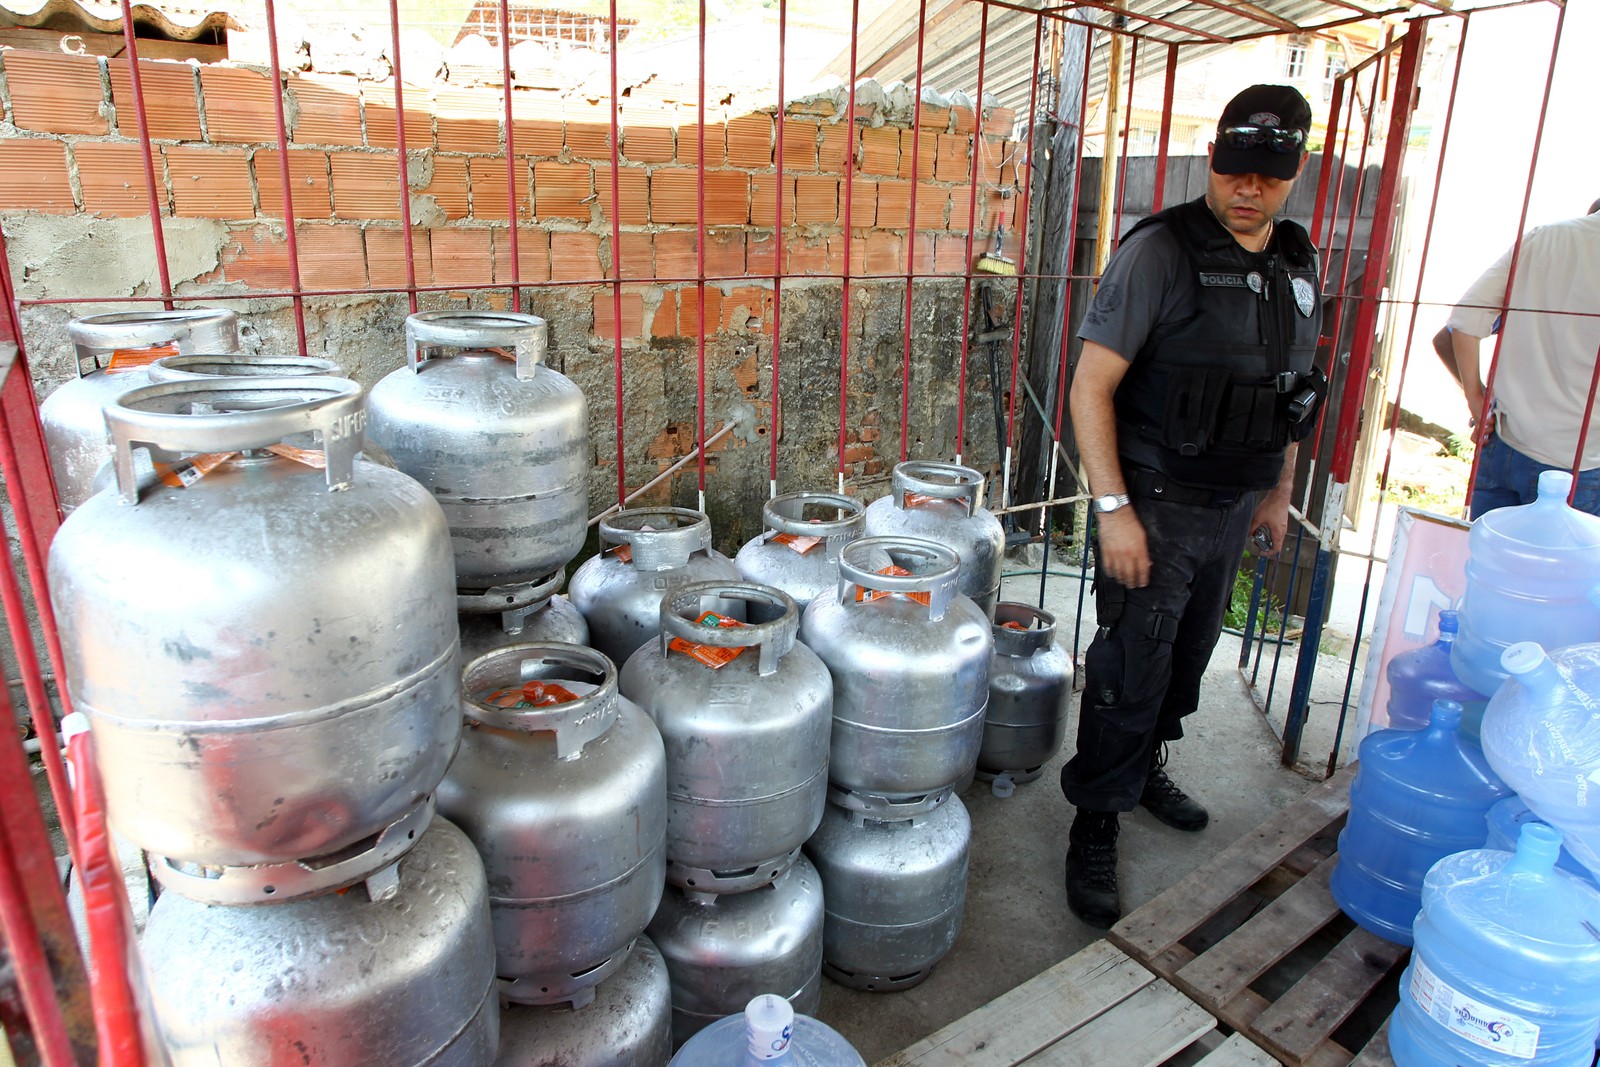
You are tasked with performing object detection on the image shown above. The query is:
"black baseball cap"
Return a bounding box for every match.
[1212,84,1313,181]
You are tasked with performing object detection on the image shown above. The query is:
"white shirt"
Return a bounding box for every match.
[1447,211,1600,469]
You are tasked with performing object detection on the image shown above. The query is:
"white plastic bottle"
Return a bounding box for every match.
[667,994,866,1066]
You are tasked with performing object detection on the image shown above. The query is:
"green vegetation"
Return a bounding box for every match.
[1225,564,1286,633]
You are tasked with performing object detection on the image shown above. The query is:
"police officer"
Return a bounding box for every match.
[1062,84,1324,928]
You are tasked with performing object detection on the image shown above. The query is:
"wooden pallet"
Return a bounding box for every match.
[874,939,1273,1067]
[1109,765,1404,1067]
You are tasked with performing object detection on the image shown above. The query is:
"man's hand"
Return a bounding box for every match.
[1248,496,1289,559]
[1096,507,1150,588]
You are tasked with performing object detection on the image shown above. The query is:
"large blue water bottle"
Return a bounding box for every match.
[1386,610,1487,733]
[1390,824,1600,1066]
[1330,700,1512,945]
[668,994,866,1066]
[1481,641,1600,882]
[1451,470,1600,697]
[1485,796,1600,889]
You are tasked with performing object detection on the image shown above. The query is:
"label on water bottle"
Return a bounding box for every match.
[1408,956,1541,1059]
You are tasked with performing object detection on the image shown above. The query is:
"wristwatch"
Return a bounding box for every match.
[1093,493,1131,514]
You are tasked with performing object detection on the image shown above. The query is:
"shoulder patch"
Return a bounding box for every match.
[1092,282,1124,312]
[1292,276,1317,317]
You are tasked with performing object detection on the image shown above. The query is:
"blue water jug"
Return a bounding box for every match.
[1452,470,1600,697]
[1484,797,1600,889]
[1386,610,1488,734]
[1481,641,1600,883]
[668,994,866,1066]
[1330,699,1512,945]
[1390,824,1600,1066]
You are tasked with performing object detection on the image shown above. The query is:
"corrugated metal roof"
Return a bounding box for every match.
[0,0,232,39]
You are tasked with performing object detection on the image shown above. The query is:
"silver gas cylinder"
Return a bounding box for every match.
[862,461,1005,617]
[47,378,460,902]
[41,308,239,513]
[977,603,1073,790]
[619,581,831,893]
[734,492,865,612]
[799,537,991,815]
[366,311,592,616]
[646,853,825,1047]
[146,352,344,383]
[458,570,590,661]
[803,794,970,993]
[568,507,744,667]
[437,642,667,1007]
[496,936,672,1067]
[141,815,499,1067]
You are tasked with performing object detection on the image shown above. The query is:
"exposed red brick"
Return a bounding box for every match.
[725,114,771,168]
[364,226,433,289]
[749,174,794,228]
[934,233,968,274]
[653,230,696,280]
[289,73,363,146]
[780,120,818,170]
[595,166,649,226]
[435,87,501,154]
[253,148,332,218]
[429,227,494,287]
[422,155,470,220]
[918,105,951,131]
[785,234,838,275]
[793,174,837,225]
[550,231,602,282]
[859,125,898,177]
[296,222,368,290]
[468,155,530,220]
[949,184,974,231]
[875,179,911,229]
[613,232,654,280]
[911,233,936,273]
[976,136,1002,185]
[843,443,875,464]
[843,177,875,227]
[564,99,613,158]
[209,224,291,289]
[916,185,948,230]
[861,426,881,442]
[650,169,747,226]
[863,459,884,476]
[165,145,253,218]
[198,66,278,144]
[950,103,977,135]
[329,151,403,220]
[74,141,155,216]
[2,51,107,135]
[721,286,770,333]
[746,233,776,274]
[621,111,674,164]
[0,139,74,212]
[704,229,745,278]
[852,231,902,276]
[677,121,728,168]
[651,290,678,338]
[678,285,722,337]
[593,289,645,340]
[362,81,434,151]
[934,133,971,182]
[900,129,936,180]
[107,58,200,140]
[817,122,849,173]
[509,89,562,156]
[984,106,1016,137]
[532,161,591,219]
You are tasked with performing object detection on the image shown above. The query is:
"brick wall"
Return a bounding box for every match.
[0,45,1027,540]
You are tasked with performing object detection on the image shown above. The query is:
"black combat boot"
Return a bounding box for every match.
[1065,809,1121,929]
[1139,743,1209,831]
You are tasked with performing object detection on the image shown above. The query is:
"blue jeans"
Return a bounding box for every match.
[1471,432,1600,518]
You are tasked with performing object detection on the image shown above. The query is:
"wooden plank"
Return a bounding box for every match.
[1195,1032,1282,1066]
[1174,854,1343,1008]
[1025,981,1217,1067]
[1250,927,1407,1066]
[1347,1016,1396,1067]
[873,941,1154,1067]
[1111,766,1354,963]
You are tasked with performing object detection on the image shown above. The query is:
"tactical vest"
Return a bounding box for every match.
[1113,197,1323,491]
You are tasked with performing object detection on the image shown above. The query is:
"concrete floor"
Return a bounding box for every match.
[817,563,1322,1064]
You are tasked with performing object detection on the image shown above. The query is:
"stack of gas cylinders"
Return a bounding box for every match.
[38,311,1086,1063]
[1328,471,1600,1065]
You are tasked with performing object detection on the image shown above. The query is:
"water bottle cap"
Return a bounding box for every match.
[1427,699,1463,730]
[745,995,794,1061]
[1512,822,1563,872]
[1536,469,1575,502]
[1436,609,1458,636]
[1501,641,1548,676]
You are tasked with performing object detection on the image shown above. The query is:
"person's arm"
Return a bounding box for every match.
[1447,240,1516,425]
[1451,328,1487,425]
[1248,442,1296,558]
[1070,340,1149,588]
[1431,326,1463,385]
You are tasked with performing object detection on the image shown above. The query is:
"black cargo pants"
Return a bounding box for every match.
[1061,484,1257,812]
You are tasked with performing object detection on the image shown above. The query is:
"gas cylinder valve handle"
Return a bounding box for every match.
[148,354,345,383]
[890,460,987,516]
[658,581,800,677]
[992,603,1056,657]
[67,308,239,378]
[405,310,548,382]
[599,507,713,571]
[836,536,959,621]
[763,491,865,562]
[462,642,621,759]
[104,378,367,503]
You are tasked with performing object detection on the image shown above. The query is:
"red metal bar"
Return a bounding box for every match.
[607,0,626,506]
[499,0,523,306]
[1329,26,1424,483]
[0,228,61,540]
[769,0,787,491]
[114,0,175,311]
[952,2,989,463]
[1317,80,1358,293]
[261,0,309,355]
[1306,72,1345,273]
[898,0,931,464]
[1110,36,1136,243]
[1045,0,1229,42]
[836,0,862,484]
[387,0,420,315]
[1001,13,1045,468]
[1466,1,1568,504]
[1150,42,1177,212]
[696,0,709,502]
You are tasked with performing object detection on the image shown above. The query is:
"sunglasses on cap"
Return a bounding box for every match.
[1219,125,1305,153]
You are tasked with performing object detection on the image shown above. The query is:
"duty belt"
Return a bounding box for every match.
[1126,464,1245,508]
